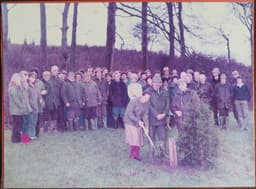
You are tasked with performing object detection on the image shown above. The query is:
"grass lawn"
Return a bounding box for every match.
[4,115,255,187]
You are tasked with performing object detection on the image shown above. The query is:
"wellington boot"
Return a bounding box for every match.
[84,119,89,130]
[103,117,107,128]
[73,117,79,131]
[90,119,98,130]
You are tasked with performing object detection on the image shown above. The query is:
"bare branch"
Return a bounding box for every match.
[183,25,204,40]
[115,31,125,50]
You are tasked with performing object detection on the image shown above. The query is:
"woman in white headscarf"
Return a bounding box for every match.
[127,73,143,100]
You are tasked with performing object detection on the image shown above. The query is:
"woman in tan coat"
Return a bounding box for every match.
[123,91,150,161]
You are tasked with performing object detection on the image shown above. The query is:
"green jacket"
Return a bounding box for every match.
[9,86,32,115]
[147,86,170,126]
[28,85,41,113]
[35,79,45,113]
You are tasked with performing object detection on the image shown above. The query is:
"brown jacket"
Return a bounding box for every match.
[124,98,149,128]
[171,89,199,127]
[214,83,232,109]
[81,80,101,107]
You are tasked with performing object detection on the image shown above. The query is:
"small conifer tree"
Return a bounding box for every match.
[170,92,219,169]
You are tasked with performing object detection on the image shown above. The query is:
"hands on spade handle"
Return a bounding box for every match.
[139,121,148,134]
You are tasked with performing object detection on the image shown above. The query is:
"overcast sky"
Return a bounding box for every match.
[6,2,252,65]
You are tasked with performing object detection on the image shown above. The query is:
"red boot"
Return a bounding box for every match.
[129,145,136,159]
[21,133,32,143]
[134,146,141,161]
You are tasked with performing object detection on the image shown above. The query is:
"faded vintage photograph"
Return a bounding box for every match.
[2,1,255,187]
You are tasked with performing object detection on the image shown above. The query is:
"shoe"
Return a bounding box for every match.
[134,157,142,161]
[30,136,38,140]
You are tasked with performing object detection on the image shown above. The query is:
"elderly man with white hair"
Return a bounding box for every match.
[47,65,64,132]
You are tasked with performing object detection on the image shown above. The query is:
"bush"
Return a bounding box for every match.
[173,95,219,169]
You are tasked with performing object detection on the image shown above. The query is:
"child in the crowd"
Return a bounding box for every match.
[27,72,42,139]
[20,70,33,138]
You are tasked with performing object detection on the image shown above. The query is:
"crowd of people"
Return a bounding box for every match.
[8,65,251,161]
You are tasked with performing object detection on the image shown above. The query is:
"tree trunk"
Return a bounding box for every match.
[177,2,185,58]
[227,39,231,64]
[40,3,47,66]
[223,35,231,64]
[166,2,175,64]
[141,2,148,70]
[70,3,78,70]
[2,3,8,64]
[105,2,117,71]
[61,3,70,69]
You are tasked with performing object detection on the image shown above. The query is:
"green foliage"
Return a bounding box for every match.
[170,95,219,169]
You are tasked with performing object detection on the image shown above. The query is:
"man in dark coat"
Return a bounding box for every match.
[198,73,213,106]
[230,70,240,122]
[147,74,170,159]
[186,73,198,91]
[48,65,63,132]
[61,72,84,131]
[109,71,129,129]
[210,67,220,126]
[171,79,199,128]
[95,68,109,128]
[215,73,233,130]
[41,71,52,132]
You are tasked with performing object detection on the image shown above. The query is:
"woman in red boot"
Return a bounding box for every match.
[8,73,32,143]
[123,91,150,161]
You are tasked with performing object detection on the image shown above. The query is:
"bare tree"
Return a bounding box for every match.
[232,2,252,59]
[132,23,159,50]
[105,2,117,70]
[61,3,70,68]
[117,3,179,61]
[2,4,16,64]
[218,27,231,64]
[141,2,148,70]
[177,2,185,58]
[70,3,78,70]
[166,2,175,62]
[40,3,47,66]
[2,4,8,47]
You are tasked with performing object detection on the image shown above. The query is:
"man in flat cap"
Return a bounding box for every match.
[146,74,170,160]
